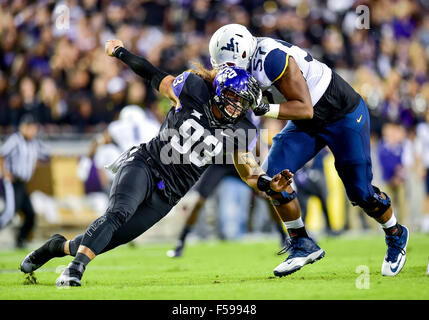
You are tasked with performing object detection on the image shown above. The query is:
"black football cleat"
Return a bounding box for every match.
[20,234,66,274]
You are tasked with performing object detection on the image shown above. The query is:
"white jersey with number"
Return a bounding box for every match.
[94,112,161,181]
[108,116,160,152]
[248,37,332,106]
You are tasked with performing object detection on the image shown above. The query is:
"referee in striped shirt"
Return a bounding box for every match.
[0,114,49,248]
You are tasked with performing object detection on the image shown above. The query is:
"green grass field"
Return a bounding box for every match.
[1,233,429,300]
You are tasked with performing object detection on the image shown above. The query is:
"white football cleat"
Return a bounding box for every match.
[381,225,409,276]
[274,237,325,277]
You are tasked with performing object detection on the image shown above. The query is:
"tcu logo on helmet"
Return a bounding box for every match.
[221,37,239,53]
[217,67,238,86]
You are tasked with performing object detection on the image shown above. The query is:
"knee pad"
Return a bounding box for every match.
[351,185,391,218]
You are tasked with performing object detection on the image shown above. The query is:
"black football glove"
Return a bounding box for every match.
[247,76,270,116]
[253,102,270,116]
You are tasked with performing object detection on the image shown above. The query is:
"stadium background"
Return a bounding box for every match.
[1,0,429,248]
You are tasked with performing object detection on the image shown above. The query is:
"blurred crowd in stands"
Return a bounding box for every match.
[1,0,429,234]
[0,0,428,134]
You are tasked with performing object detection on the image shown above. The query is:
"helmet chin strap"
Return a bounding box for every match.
[202,100,223,127]
[203,100,235,128]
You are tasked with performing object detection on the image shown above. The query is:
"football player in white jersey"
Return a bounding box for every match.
[87,105,161,191]
[209,24,409,277]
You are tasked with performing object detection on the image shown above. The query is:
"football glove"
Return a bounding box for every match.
[253,102,270,116]
[247,76,262,105]
[247,76,273,116]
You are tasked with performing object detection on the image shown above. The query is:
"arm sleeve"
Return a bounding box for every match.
[263,48,290,83]
[114,47,169,91]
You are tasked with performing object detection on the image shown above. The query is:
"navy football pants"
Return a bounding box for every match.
[262,98,376,206]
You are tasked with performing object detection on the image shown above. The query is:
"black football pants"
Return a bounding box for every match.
[69,158,173,256]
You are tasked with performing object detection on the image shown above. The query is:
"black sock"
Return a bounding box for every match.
[49,236,67,257]
[67,261,86,280]
[68,234,84,256]
[288,227,309,239]
[73,252,91,269]
[179,226,192,243]
[33,234,66,263]
[384,223,403,237]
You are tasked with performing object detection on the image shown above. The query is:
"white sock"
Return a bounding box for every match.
[380,214,397,229]
[284,217,305,230]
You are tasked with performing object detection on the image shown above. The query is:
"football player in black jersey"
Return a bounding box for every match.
[20,39,294,287]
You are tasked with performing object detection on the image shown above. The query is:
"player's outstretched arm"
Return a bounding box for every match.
[254,57,313,120]
[105,39,179,105]
[233,150,293,195]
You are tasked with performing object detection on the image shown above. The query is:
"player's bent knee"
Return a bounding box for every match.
[351,185,391,218]
[104,209,131,228]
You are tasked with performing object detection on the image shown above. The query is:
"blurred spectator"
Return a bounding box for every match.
[105,76,127,121]
[66,97,100,132]
[0,0,427,136]
[416,108,429,232]
[377,122,414,225]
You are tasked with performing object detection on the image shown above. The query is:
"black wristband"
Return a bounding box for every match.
[257,174,273,192]
[113,46,125,59]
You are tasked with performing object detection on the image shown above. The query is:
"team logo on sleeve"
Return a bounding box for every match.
[221,37,238,52]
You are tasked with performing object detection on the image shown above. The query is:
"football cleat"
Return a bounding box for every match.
[55,262,84,287]
[274,237,325,277]
[381,225,409,276]
[55,274,81,287]
[20,234,66,273]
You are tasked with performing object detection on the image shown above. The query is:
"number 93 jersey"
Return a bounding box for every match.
[249,37,332,106]
[139,71,257,205]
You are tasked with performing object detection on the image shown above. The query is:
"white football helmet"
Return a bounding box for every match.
[209,24,257,70]
[119,105,146,124]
